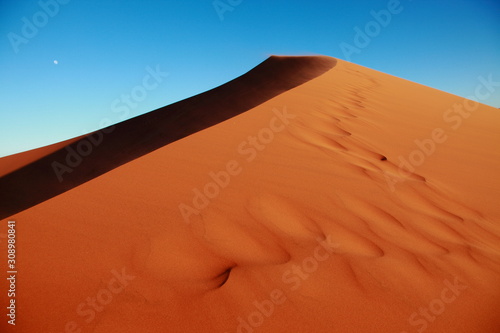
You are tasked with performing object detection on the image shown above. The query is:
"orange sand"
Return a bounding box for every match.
[1,56,499,333]
[0,136,83,178]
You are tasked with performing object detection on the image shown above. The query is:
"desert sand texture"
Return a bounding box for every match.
[1,56,499,333]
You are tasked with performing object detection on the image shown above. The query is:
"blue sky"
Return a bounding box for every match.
[1,0,499,157]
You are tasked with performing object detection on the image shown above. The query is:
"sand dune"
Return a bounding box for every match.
[1,56,499,333]
[0,136,83,178]
[0,56,336,220]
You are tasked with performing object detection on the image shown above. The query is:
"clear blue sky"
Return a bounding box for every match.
[1,0,499,157]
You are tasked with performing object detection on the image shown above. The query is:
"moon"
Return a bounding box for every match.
[53,60,58,65]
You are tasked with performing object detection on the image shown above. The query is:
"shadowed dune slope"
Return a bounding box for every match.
[0,56,336,219]
[0,136,84,178]
[1,56,500,333]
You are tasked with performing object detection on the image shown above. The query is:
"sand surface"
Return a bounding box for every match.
[0,136,83,178]
[1,56,499,333]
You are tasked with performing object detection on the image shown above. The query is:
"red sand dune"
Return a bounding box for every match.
[0,136,83,178]
[0,56,336,220]
[1,56,499,333]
